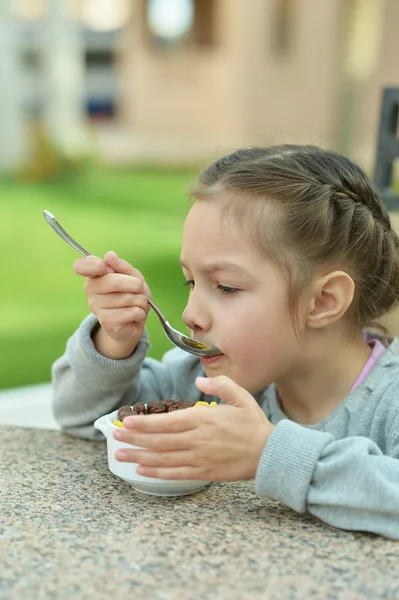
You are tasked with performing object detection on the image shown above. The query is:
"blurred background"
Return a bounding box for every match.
[1,0,399,394]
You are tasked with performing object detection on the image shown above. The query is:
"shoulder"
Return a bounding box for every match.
[256,385,279,421]
[161,347,204,379]
[364,340,399,438]
[158,348,204,401]
[161,347,201,367]
[365,338,399,412]
[366,333,399,386]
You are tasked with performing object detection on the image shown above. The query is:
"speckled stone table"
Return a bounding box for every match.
[1,427,398,600]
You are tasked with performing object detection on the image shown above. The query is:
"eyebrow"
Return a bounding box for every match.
[179,259,253,277]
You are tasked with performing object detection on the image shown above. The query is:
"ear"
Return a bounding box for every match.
[306,271,355,329]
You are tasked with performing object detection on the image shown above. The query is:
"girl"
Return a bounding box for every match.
[52,145,399,538]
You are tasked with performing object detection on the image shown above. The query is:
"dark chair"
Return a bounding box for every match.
[374,87,399,210]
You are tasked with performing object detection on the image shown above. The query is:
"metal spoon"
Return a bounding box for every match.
[43,210,221,357]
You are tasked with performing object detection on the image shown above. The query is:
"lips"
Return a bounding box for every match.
[200,354,224,366]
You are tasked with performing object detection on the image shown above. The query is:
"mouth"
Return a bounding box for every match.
[200,353,224,366]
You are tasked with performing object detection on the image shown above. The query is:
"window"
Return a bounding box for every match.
[12,0,46,21]
[271,0,293,56]
[81,0,132,32]
[145,0,215,50]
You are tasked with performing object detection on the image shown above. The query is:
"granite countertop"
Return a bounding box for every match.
[1,428,398,600]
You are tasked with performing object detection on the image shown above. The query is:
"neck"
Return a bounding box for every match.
[275,329,373,425]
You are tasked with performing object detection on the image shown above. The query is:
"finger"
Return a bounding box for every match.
[74,256,109,278]
[85,274,144,295]
[115,449,195,468]
[112,429,194,451]
[89,292,148,312]
[104,251,143,280]
[136,466,205,481]
[123,411,200,434]
[195,375,255,408]
[104,251,152,297]
[97,306,148,328]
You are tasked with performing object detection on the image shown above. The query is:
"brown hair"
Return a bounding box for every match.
[189,145,399,336]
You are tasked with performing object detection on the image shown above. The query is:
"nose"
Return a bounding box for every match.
[182,290,212,334]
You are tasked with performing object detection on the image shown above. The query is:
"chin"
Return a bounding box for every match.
[203,364,228,379]
[203,366,222,378]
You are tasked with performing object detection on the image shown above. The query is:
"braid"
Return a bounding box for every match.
[332,185,392,232]
[328,184,399,327]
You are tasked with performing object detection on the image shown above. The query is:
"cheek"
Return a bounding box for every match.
[219,299,296,366]
[223,300,287,341]
[216,321,264,372]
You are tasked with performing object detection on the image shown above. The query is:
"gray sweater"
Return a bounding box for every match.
[52,314,399,539]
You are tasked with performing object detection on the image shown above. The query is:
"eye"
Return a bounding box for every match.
[217,284,239,296]
[183,279,194,289]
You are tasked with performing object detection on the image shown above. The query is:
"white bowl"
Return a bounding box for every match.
[94,409,210,497]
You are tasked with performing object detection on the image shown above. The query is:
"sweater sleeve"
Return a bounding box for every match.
[255,417,399,539]
[51,314,203,440]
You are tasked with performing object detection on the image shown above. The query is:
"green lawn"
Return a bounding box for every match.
[0,167,196,390]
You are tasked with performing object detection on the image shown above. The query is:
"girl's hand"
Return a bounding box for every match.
[112,375,274,481]
[74,251,151,358]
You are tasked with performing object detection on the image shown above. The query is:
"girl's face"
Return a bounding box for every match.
[181,199,303,393]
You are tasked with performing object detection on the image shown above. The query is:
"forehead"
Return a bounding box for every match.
[181,199,266,267]
[183,199,243,243]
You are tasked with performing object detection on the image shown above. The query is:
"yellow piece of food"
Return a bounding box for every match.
[195,401,210,406]
[112,419,124,427]
[210,402,217,406]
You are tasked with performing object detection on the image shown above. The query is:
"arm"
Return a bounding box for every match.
[52,314,203,440]
[255,416,399,539]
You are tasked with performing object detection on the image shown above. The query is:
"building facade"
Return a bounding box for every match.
[116,0,399,170]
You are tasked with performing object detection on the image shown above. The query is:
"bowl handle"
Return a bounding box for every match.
[94,417,107,435]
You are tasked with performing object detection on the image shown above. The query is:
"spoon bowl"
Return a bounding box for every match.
[43,210,221,357]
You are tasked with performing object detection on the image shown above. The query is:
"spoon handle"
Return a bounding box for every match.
[145,296,168,324]
[43,211,91,257]
[43,210,169,322]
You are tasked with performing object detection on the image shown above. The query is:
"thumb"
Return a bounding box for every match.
[104,251,137,276]
[104,251,151,296]
[195,375,256,408]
